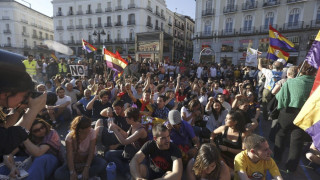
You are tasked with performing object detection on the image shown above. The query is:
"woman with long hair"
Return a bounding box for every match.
[210,110,247,169]
[205,98,228,132]
[186,143,230,180]
[105,107,148,179]
[2,118,61,180]
[54,116,106,180]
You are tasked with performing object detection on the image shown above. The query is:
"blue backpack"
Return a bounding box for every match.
[267,71,282,90]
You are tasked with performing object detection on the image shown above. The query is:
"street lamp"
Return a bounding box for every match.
[93,30,106,54]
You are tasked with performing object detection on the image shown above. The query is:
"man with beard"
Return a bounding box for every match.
[47,87,71,126]
[130,124,182,180]
[72,89,94,116]
[234,134,282,180]
[86,90,112,120]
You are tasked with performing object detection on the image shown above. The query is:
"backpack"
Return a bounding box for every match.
[267,71,283,91]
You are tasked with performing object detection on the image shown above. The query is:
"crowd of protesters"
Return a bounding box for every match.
[1,52,320,180]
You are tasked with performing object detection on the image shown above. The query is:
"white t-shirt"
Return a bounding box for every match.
[168,65,175,75]
[261,68,285,90]
[199,94,208,107]
[196,67,203,78]
[213,87,223,95]
[222,101,232,112]
[55,95,72,112]
[181,106,193,124]
[42,63,47,73]
[210,67,217,78]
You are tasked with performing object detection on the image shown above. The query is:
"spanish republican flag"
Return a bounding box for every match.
[267,45,290,61]
[51,53,58,60]
[269,25,296,50]
[82,39,97,53]
[294,85,320,151]
[103,48,128,72]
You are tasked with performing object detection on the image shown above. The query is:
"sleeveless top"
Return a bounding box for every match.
[128,125,148,149]
[221,126,242,159]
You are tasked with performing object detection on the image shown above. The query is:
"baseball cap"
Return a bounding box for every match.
[168,110,182,125]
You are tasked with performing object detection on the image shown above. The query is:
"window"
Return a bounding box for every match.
[69,7,73,14]
[204,20,211,34]
[117,30,121,39]
[107,2,111,8]
[33,41,36,47]
[98,3,101,9]
[39,32,43,39]
[69,19,73,25]
[45,33,48,39]
[23,26,26,32]
[225,18,233,33]
[206,0,212,10]
[128,14,135,22]
[107,31,111,41]
[24,39,27,47]
[50,35,53,40]
[7,37,11,45]
[161,9,164,17]
[264,12,274,29]
[147,16,151,23]
[33,29,36,35]
[58,20,62,26]
[6,24,9,30]
[88,5,91,11]
[317,7,320,22]
[227,0,235,6]
[117,0,121,6]
[88,18,92,25]
[107,16,111,24]
[288,8,300,26]
[98,17,101,25]
[161,22,163,30]
[243,15,253,31]
[117,15,121,23]
[129,29,134,40]
[78,5,82,11]
[79,19,82,25]
[156,20,159,28]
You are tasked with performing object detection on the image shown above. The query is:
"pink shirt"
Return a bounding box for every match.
[66,128,96,156]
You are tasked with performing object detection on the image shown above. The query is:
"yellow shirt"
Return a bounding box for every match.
[234,150,280,180]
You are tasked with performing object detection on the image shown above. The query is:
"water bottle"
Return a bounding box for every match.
[106,162,116,180]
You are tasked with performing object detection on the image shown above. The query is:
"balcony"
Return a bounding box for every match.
[311,20,320,29]
[283,21,304,30]
[86,24,93,29]
[22,32,30,37]
[76,25,84,29]
[104,22,112,27]
[200,31,213,38]
[4,44,11,47]
[68,11,74,16]
[161,14,166,20]
[146,22,153,28]
[155,26,160,30]
[104,39,113,44]
[86,10,92,14]
[242,1,258,11]
[56,11,63,16]
[39,36,44,40]
[223,5,237,14]
[95,23,103,28]
[77,10,83,15]
[23,45,31,49]
[56,26,64,30]
[202,9,215,16]
[31,23,37,27]
[221,29,235,36]
[96,8,103,13]
[168,21,172,26]
[3,30,11,34]
[263,0,280,8]
[127,20,136,25]
[126,38,135,43]
[114,22,123,26]
[105,7,112,12]
[115,6,122,11]
[21,19,28,24]
[155,11,160,17]
[240,27,255,34]
[68,40,75,45]
[114,38,123,43]
[260,24,277,33]
[32,34,38,39]
[147,6,153,12]
[128,4,136,9]
[67,25,74,30]
[2,16,10,20]
[287,0,304,4]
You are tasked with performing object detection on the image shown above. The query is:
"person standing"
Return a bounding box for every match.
[23,54,39,79]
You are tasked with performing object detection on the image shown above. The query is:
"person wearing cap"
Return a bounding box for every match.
[23,54,39,78]
[130,124,183,180]
[257,58,285,121]
[166,110,200,164]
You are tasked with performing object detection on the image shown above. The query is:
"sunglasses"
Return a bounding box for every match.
[32,125,45,133]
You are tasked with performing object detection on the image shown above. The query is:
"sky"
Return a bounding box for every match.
[16,0,196,19]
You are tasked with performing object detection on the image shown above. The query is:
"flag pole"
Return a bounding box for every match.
[296,60,307,77]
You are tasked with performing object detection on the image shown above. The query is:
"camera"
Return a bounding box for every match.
[22,92,57,106]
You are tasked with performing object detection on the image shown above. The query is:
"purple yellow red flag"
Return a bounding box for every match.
[51,53,58,61]
[305,30,320,70]
[103,48,128,72]
[269,25,295,50]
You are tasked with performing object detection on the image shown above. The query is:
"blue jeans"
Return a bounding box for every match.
[54,156,107,180]
[105,150,130,177]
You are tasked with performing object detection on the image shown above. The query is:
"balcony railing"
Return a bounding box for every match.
[56,11,63,16]
[200,31,213,38]
[95,24,103,28]
[104,22,112,27]
[86,24,93,29]
[283,21,304,30]
[223,5,237,14]
[76,25,84,29]
[32,34,38,38]
[67,25,74,30]
[262,0,280,7]
[115,6,122,11]
[168,21,172,26]
[128,4,136,9]
[115,22,123,26]
[68,11,74,15]
[31,23,37,27]
[68,40,75,45]
[22,32,30,37]
[202,9,215,16]
[96,8,103,13]
[221,29,235,36]
[161,14,165,20]
[155,26,160,30]
[260,24,277,33]
[105,7,112,12]
[4,44,11,47]
[104,39,113,43]
[56,26,64,30]
[155,11,160,17]
[147,6,153,12]
[242,1,258,11]
[114,38,123,43]
[240,27,255,34]
[126,38,135,43]
[127,20,135,25]
[77,10,83,15]
[2,16,10,20]
[3,30,11,34]
[311,20,320,29]
[86,10,92,14]
[21,19,28,24]
[146,22,153,28]
[23,45,31,49]
[287,0,304,4]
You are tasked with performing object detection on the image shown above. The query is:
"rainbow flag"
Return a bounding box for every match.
[269,25,295,51]
[103,48,128,72]
[82,39,97,53]
[294,85,320,151]
[266,45,290,61]
[51,53,58,60]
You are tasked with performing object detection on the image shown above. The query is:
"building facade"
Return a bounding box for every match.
[0,0,54,58]
[193,0,320,65]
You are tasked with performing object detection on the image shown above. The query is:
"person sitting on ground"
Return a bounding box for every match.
[127,88,154,117]
[306,143,320,173]
[205,98,228,133]
[152,95,170,120]
[54,116,107,180]
[2,118,62,180]
[105,107,148,179]
[130,124,183,180]
[186,143,230,180]
[210,110,248,169]
[234,134,283,180]
[86,90,112,121]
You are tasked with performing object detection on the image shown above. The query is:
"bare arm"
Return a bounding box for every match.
[130,150,146,179]
[258,58,263,71]
[237,171,250,180]
[271,84,281,95]
[156,158,183,180]
[86,95,99,110]
[23,139,50,157]
[186,159,196,180]
[4,105,27,128]
[219,161,231,180]
[112,126,147,145]
[127,89,137,103]
[66,138,75,174]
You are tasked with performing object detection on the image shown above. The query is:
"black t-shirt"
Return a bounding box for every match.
[0,126,28,155]
[141,140,182,178]
[103,112,130,132]
[92,100,112,119]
